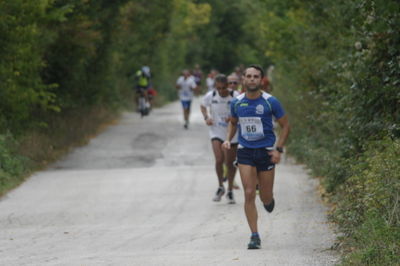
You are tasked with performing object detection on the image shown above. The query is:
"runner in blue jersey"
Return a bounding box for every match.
[222,65,290,249]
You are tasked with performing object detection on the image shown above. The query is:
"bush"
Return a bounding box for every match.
[0,133,27,194]
[334,137,400,265]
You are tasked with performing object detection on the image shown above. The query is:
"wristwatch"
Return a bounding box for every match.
[276,147,284,153]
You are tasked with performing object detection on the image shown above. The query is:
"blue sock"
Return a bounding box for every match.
[251,232,259,238]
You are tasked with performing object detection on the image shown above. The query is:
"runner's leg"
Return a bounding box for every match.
[183,101,191,124]
[258,169,275,205]
[212,140,225,186]
[238,164,259,233]
[225,144,237,191]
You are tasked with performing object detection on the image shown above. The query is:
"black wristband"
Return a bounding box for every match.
[276,147,284,153]
[204,115,208,120]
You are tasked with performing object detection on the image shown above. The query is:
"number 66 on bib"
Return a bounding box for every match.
[239,117,264,141]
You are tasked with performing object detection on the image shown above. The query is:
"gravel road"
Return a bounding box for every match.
[0,98,338,265]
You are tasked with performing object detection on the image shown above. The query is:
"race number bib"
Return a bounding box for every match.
[217,116,228,127]
[215,112,229,127]
[239,117,264,141]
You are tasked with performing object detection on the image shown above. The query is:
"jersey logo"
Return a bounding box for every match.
[256,104,264,114]
[240,103,248,107]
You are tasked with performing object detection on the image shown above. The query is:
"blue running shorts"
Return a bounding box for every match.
[237,147,275,172]
[181,100,192,110]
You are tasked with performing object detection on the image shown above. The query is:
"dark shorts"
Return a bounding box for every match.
[237,147,275,172]
[181,100,192,109]
[136,86,149,94]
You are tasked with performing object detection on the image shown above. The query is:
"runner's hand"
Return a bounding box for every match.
[268,150,281,164]
[205,118,213,126]
[222,140,231,150]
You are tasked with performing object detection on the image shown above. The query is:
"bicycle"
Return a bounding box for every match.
[137,88,150,118]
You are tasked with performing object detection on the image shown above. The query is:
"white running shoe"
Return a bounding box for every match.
[212,186,225,201]
[226,191,236,204]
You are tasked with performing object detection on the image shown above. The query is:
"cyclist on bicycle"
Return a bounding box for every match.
[135,66,151,111]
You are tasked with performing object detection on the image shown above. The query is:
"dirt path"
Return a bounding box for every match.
[0,98,338,265]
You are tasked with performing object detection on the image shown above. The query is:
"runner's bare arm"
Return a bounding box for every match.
[200,105,213,125]
[222,117,238,149]
[269,114,290,163]
[275,115,290,148]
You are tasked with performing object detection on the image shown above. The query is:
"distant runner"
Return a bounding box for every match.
[176,70,198,129]
[206,69,218,92]
[192,64,203,95]
[201,74,239,204]
[227,73,241,92]
[223,65,290,249]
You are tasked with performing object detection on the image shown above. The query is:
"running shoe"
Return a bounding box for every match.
[247,235,261,249]
[233,160,238,168]
[212,186,225,202]
[233,180,240,190]
[226,191,235,204]
[264,198,275,213]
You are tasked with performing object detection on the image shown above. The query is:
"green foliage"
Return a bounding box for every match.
[0,0,216,194]
[0,133,27,194]
[0,0,61,131]
[0,0,213,132]
[336,138,400,265]
[251,0,400,264]
[335,138,400,232]
[342,212,400,266]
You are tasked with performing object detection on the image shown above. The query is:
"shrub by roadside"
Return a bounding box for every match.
[0,133,27,195]
[332,137,400,265]
[0,105,119,197]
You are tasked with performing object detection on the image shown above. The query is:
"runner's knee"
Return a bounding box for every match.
[215,156,224,165]
[244,187,256,201]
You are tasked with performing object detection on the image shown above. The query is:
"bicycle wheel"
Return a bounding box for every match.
[138,97,149,117]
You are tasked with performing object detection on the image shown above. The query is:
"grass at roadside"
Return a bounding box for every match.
[288,136,400,265]
[0,105,120,197]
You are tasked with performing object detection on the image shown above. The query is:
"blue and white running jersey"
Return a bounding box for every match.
[230,92,285,148]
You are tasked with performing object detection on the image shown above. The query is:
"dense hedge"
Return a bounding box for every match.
[253,0,400,264]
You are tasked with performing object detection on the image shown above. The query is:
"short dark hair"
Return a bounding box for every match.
[215,73,228,84]
[244,64,264,78]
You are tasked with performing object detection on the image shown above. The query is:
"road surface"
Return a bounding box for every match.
[0,98,338,265]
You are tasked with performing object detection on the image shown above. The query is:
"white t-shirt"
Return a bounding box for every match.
[202,89,239,142]
[206,77,215,92]
[176,76,197,101]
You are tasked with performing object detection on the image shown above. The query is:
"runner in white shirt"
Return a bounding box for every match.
[176,70,198,129]
[206,69,218,92]
[200,74,239,203]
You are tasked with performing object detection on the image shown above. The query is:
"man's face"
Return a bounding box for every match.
[215,81,229,96]
[243,68,262,92]
[183,71,190,78]
[227,77,239,90]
